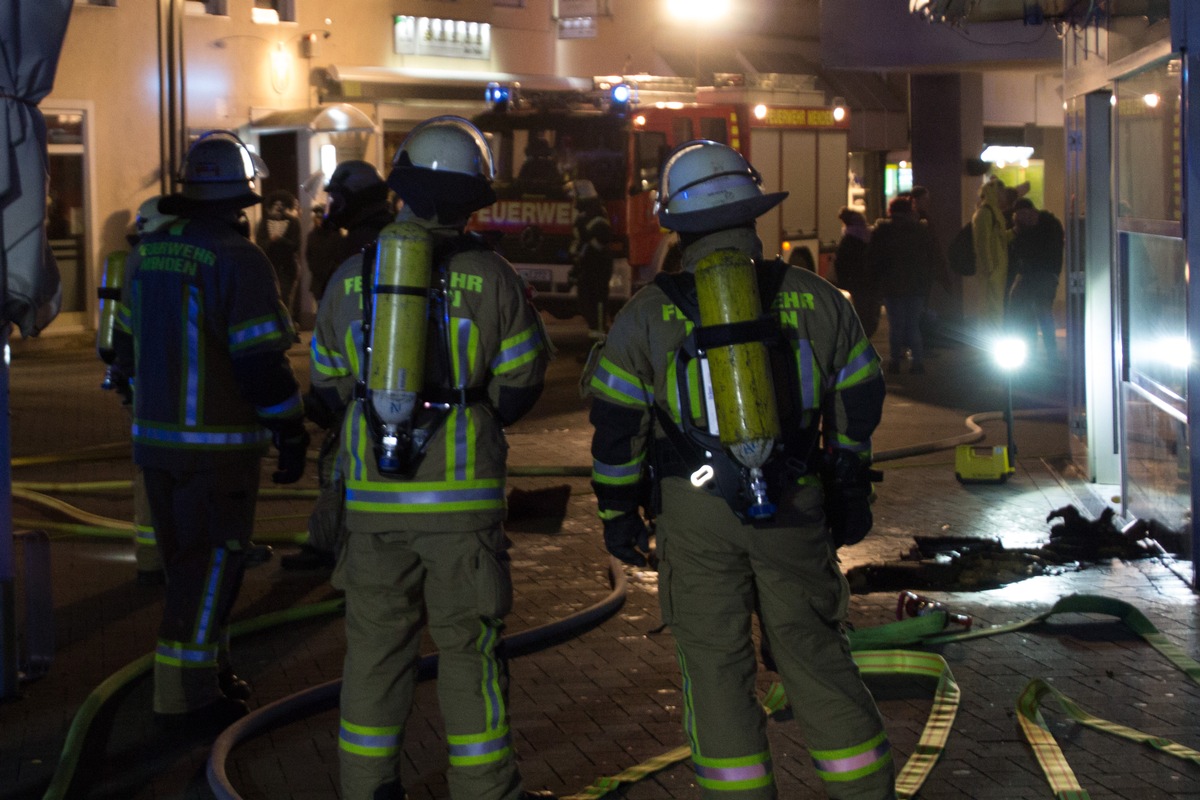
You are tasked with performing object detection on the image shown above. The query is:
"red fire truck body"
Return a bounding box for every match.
[468,80,849,319]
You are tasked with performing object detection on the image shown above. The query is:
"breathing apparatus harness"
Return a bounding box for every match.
[650,258,820,524]
[357,230,492,477]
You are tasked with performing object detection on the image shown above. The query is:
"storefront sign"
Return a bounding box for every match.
[394,15,491,59]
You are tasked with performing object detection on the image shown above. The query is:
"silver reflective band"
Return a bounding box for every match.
[690,464,715,487]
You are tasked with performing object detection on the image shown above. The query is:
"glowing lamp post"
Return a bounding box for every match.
[992,336,1028,459]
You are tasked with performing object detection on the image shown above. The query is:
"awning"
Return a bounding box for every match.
[322,65,592,104]
[250,102,377,133]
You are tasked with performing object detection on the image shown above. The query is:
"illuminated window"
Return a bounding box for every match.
[253,0,296,23]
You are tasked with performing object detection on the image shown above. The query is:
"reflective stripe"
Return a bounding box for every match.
[229,313,289,351]
[592,455,643,486]
[831,432,871,454]
[339,719,402,757]
[447,727,512,766]
[309,336,348,376]
[345,480,505,513]
[115,304,132,333]
[447,407,474,482]
[590,358,652,407]
[797,339,818,410]
[184,287,201,425]
[836,339,880,390]
[479,621,503,729]
[155,639,219,668]
[492,324,542,375]
[132,422,270,448]
[693,752,774,791]
[134,524,156,546]
[194,548,225,643]
[811,732,893,783]
[452,317,478,382]
[257,392,303,420]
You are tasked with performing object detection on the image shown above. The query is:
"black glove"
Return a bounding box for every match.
[822,449,879,548]
[603,512,651,567]
[825,486,873,548]
[271,420,310,484]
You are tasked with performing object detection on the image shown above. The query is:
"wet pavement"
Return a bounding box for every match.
[2,315,1198,800]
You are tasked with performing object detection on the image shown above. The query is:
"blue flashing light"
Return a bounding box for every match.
[485,81,511,109]
[611,83,632,105]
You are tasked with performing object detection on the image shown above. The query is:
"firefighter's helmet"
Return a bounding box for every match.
[135,196,176,237]
[571,179,599,205]
[655,140,787,234]
[387,116,497,221]
[324,160,388,228]
[162,130,267,213]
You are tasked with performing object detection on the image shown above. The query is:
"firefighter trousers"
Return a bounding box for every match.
[336,524,524,800]
[142,459,259,714]
[656,478,896,800]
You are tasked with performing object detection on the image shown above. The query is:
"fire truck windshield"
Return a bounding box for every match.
[472,111,628,201]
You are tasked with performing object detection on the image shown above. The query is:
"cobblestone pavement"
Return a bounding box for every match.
[2,317,1198,800]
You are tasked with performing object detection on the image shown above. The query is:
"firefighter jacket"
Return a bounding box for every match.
[586,226,884,520]
[972,178,1013,323]
[113,215,304,471]
[309,208,549,534]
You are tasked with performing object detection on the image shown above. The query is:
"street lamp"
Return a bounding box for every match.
[992,335,1028,459]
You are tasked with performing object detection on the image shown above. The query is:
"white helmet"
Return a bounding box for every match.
[387,116,496,219]
[162,130,267,213]
[655,140,787,233]
[135,196,177,235]
[571,179,599,204]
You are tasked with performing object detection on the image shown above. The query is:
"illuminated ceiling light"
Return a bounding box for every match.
[899,160,908,169]
[753,104,768,120]
[980,145,1034,163]
[1110,95,1117,106]
[1143,92,1161,108]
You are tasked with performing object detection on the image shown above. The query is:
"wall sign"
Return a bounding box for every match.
[394,15,492,59]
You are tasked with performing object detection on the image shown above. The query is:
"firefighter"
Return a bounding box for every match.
[98,198,176,585]
[309,116,553,800]
[586,140,895,799]
[113,130,309,727]
[567,178,614,338]
[283,160,395,572]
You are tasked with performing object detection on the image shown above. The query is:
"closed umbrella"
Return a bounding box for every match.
[1,0,73,699]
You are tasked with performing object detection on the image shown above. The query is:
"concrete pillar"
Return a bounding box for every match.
[910,73,985,326]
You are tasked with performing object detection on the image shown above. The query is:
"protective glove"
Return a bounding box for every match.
[822,449,880,548]
[603,512,651,567]
[825,487,873,548]
[271,420,310,484]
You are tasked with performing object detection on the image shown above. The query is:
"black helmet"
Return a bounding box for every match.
[160,130,267,215]
[324,160,388,228]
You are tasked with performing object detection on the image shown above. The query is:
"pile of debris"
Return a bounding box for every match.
[847,505,1173,593]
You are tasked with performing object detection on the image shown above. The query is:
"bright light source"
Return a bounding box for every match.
[898,160,908,169]
[833,106,846,122]
[993,337,1028,371]
[633,114,646,127]
[753,104,768,120]
[981,145,1034,163]
[320,144,337,183]
[1143,92,1161,108]
[668,0,728,21]
[611,83,632,104]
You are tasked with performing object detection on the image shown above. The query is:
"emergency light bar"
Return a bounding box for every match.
[485,81,519,111]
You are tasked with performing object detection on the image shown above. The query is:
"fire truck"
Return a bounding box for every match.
[468,74,851,320]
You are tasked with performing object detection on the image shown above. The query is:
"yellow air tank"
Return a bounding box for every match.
[694,248,782,517]
[367,221,433,472]
[96,250,128,365]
